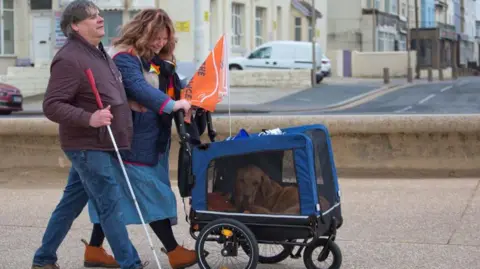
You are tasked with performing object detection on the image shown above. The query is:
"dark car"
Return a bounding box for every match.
[0,82,23,115]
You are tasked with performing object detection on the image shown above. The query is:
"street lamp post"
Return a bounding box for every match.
[311,0,317,87]
[194,0,204,69]
[407,0,413,82]
[414,0,420,78]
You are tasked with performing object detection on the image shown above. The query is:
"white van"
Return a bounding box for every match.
[228,40,323,72]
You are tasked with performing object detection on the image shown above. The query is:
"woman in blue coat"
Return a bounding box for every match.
[79,9,200,269]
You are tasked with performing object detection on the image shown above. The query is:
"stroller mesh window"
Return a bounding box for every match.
[205,149,301,215]
[304,129,336,212]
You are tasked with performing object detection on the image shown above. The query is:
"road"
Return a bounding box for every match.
[1,81,390,117]
[1,169,479,269]
[328,78,476,114]
[265,82,395,109]
[1,77,478,118]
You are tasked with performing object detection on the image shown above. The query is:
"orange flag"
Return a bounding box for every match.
[181,34,229,112]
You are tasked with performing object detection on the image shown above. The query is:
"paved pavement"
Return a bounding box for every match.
[2,169,479,268]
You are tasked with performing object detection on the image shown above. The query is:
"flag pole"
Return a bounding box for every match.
[225,0,232,137]
[226,33,232,137]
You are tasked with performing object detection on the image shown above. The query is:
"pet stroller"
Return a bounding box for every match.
[174,110,343,269]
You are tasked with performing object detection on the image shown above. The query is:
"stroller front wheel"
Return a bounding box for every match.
[195,218,259,269]
[303,238,342,269]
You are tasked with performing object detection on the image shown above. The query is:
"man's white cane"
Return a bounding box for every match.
[85,68,162,269]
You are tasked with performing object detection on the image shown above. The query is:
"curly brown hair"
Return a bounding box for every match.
[113,8,175,60]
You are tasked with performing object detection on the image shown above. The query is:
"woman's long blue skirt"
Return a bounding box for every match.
[87,150,178,226]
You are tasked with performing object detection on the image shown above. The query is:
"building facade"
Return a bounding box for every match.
[289,0,323,45]
[0,0,303,72]
[457,0,477,66]
[326,0,418,52]
[421,0,436,27]
[411,0,458,70]
[435,0,449,24]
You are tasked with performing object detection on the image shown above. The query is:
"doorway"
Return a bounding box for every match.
[32,15,52,66]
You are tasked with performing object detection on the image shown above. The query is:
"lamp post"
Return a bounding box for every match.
[311,0,317,87]
[414,0,420,78]
[194,0,205,69]
[407,0,413,82]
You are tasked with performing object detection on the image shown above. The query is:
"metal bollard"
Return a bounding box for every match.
[383,67,390,84]
[428,68,433,82]
[407,67,413,83]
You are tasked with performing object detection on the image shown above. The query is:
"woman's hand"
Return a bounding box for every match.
[128,100,147,112]
[173,99,191,112]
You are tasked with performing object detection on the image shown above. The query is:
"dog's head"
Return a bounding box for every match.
[234,165,268,210]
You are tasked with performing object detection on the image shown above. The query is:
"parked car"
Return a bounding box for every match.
[321,54,331,76]
[0,83,23,115]
[228,40,324,83]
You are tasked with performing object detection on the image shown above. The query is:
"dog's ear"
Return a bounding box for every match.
[259,175,270,198]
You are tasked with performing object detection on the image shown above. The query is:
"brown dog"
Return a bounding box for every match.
[234,165,300,215]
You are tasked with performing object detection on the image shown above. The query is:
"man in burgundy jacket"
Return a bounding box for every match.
[31,1,146,268]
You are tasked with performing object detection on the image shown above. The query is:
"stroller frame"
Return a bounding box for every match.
[174,109,343,269]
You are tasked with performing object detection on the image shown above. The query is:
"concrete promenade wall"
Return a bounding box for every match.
[1,115,479,178]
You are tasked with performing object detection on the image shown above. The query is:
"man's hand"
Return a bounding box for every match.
[89,105,113,128]
[128,100,147,112]
[173,99,191,112]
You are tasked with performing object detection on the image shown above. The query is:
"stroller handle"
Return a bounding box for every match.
[174,109,192,157]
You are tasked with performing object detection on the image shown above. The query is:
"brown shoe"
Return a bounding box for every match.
[31,264,60,269]
[82,239,120,268]
[166,245,198,269]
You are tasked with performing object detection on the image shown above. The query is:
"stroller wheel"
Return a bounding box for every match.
[257,242,294,264]
[303,238,342,269]
[195,218,259,269]
[240,240,294,264]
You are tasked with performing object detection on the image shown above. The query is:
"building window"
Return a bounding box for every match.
[366,0,378,8]
[378,32,385,51]
[384,0,390,13]
[388,33,395,51]
[255,7,266,47]
[30,0,52,9]
[294,17,301,41]
[401,3,406,17]
[391,0,397,15]
[409,5,414,24]
[129,10,140,19]
[399,35,406,51]
[100,10,123,47]
[1,0,14,55]
[232,3,244,47]
[377,31,395,51]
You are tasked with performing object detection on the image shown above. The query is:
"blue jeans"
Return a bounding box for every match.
[32,150,143,269]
